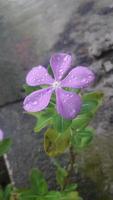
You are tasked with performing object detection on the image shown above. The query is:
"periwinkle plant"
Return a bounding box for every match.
[23,53,103,199]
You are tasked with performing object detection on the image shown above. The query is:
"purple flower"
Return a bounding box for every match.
[23,53,95,119]
[0,129,4,141]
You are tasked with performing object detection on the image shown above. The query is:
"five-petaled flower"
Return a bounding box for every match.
[0,129,4,141]
[23,53,95,119]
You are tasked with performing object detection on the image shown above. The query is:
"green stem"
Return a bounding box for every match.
[63,130,76,188]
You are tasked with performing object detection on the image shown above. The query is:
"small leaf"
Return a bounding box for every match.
[64,184,78,192]
[45,191,61,200]
[61,191,82,200]
[23,84,41,95]
[19,189,37,200]
[4,184,13,200]
[45,191,82,200]
[47,64,53,76]
[72,128,94,150]
[30,169,48,195]
[80,100,98,114]
[44,129,70,157]
[53,114,72,133]
[83,91,104,102]
[71,113,93,131]
[81,91,104,115]
[30,108,54,133]
[0,139,12,156]
[56,166,68,189]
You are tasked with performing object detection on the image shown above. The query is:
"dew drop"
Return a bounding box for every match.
[32,101,38,105]
[88,74,93,79]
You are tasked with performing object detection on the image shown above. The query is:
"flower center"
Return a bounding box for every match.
[52,81,61,89]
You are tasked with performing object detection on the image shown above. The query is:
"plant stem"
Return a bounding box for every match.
[63,145,76,188]
[68,146,76,175]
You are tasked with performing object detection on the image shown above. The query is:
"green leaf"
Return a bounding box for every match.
[81,91,104,115]
[0,188,3,200]
[44,191,82,200]
[56,166,68,190]
[64,184,78,192]
[53,114,72,133]
[72,128,94,150]
[0,139,12,156]
[80,100,98,114]
[45,191,61,200]
[30,169,48,195]
[30,108,54,133]
[71,113,93,131]
[44,129,70,157]
[19,189,37,200]
[4,184,13,200]
[83,91,104,102]
[23,84,42,95]
[47,64,53,76]
[61,191,82,200]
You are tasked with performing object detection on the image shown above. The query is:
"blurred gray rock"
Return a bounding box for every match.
[103,61,113,72]
[0,102,56,188]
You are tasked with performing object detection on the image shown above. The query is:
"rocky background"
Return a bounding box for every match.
[0,0,113,199]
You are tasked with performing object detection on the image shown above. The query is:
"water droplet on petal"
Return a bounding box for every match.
[32,101,38,105]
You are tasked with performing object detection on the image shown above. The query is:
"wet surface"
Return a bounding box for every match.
[0,0,113,199]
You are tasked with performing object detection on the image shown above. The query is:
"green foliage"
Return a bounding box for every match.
[72,127,94,150]
[71,91,104,133]
[0,184,14,200]
[53,114,72,133]
[31,108,54,133]
[47,64,54,76]
[30,169,48,195]
[19,169,48,200]
[56,166,68,190]
[44,190,81,200]
[64,184,78,192]
[0,139,12,157]
[4,184,14,200]
[81,91,104,115]
[44,128,70,157]
[19,168,82,200]
[71,113,92,131]
[23,84,42,95]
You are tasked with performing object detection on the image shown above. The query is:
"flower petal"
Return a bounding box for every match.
[50,53,72,80]
[61,66,95,88]
[56,88,82,119]
[23,88,53,112]
[26,66,54,86]
[0,129,4,141]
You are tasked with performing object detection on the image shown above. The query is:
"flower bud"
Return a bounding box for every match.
[0,129,4,141]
